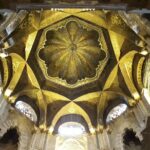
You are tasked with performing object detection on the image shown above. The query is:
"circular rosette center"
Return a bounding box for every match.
[69,43,77,51]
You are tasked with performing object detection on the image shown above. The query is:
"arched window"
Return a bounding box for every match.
[15,101,37,123]
[54,114,89,134]
[58,122,86,137]
[0,128,19,150]
[106,103,127,123]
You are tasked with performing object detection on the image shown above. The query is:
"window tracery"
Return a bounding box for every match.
[15,101,37,123]
[106,103,127,123]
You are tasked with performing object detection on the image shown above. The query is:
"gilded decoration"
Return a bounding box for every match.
[37,17,109,87]
[0,10,147,133]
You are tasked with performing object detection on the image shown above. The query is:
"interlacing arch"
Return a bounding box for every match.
[0,111,33,150]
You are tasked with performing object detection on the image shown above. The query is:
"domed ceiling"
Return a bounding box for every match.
[37,17,108,87]
[0,9,147,133]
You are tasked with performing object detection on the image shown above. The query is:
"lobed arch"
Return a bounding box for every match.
[0,111,33,150]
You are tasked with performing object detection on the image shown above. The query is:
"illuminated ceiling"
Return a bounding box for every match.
[0,9,148,134]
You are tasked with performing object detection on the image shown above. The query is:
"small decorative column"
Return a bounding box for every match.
[86,133,99,150]
[133,100,149,133]
[98,130,112,150]
[44,134,56,150]
[0,92,9,123]
[29,130,48,150]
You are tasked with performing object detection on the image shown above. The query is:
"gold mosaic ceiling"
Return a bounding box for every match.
[0,9,147,133]
[37,17,108,86]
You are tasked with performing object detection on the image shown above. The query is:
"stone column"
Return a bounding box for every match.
[98,130,111,150]
[142,55,150,113]
[133,101,148,131]
[29,130,48,150]
[44,134,56,150]
[87,134,98,150]
[0,92,9,123]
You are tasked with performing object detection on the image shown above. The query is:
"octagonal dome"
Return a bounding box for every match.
[36,17,109,88]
